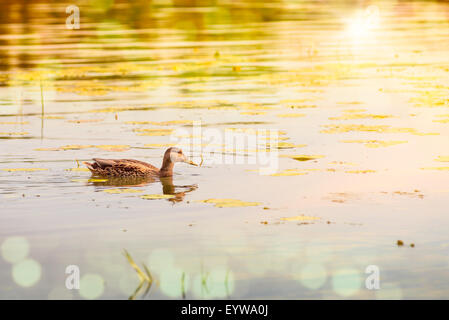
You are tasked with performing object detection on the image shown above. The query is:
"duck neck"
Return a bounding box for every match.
[160,158,174,177]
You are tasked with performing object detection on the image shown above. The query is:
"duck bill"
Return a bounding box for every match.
[185,159,198,166]
[182,155,198,166]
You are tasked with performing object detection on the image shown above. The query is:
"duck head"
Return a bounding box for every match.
[164,147,197,166]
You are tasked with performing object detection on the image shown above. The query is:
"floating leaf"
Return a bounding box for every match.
[39,115,65,119]
[341,140,407,148]
[134,129,173,136]
[197,198,260,208]
[281,154,325,161]
[58,145,93,150]
[276,142,307,149]
[435,156,449,162]
[66,168,90,172]
[95,145,130,152]
[270,169,308,176]
[144,143,176,148]
[434,119,449,123]
[0,132,28,136]
[34,147,61,151]
[330,112,393,120]
[321,124,437,136]
[287,105,317,109]
[141,194,175,200]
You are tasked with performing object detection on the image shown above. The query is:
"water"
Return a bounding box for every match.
[0,0,449,299]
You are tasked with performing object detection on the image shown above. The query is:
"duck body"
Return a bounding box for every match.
[84,158,160,177]
[83,147,196,178]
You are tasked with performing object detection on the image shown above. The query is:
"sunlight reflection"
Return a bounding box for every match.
[344,5,380,45]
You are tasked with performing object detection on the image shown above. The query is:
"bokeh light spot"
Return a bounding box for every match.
[12,258,41,287]
[79,274,104,300]
[332,268,362,297]
[147,249,175,274]
[298,263,327,290]
[159,267,189,298]
[1,237,29,264]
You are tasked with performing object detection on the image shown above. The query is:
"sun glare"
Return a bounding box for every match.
[345,5,381,42]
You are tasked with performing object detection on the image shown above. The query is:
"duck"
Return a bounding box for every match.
[83,147,197,178]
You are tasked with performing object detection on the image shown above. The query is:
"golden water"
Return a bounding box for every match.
[0,0,449,299]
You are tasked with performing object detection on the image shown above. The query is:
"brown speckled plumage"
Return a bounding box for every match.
[83,147,196,178]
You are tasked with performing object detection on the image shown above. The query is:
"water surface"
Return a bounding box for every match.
[1,0,449,299]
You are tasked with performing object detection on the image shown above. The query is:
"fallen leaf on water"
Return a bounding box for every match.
[421,167,449,171]
[435,156,449,162]
[287,105,317,109]
[434,119,449,123]
[0,132,28,136]
[321,124,438,136]
[39,115,65,119]
[281,154,325,161]
[35,145,129,152]
[58,145,93,150]
[270,169,308,176]
[144,143,176,148]
[275,142,307,149]
[95,145,130,152]
[197,198,260,208]
[330,111,392,120]
[34,147,61,151]
[65,168,90,172]
[141,194,175,200]
[134,129,173,136]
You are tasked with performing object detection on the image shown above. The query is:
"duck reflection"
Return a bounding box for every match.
[90,175,197,203]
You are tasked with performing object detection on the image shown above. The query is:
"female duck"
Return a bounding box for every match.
[83,147,196,178]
